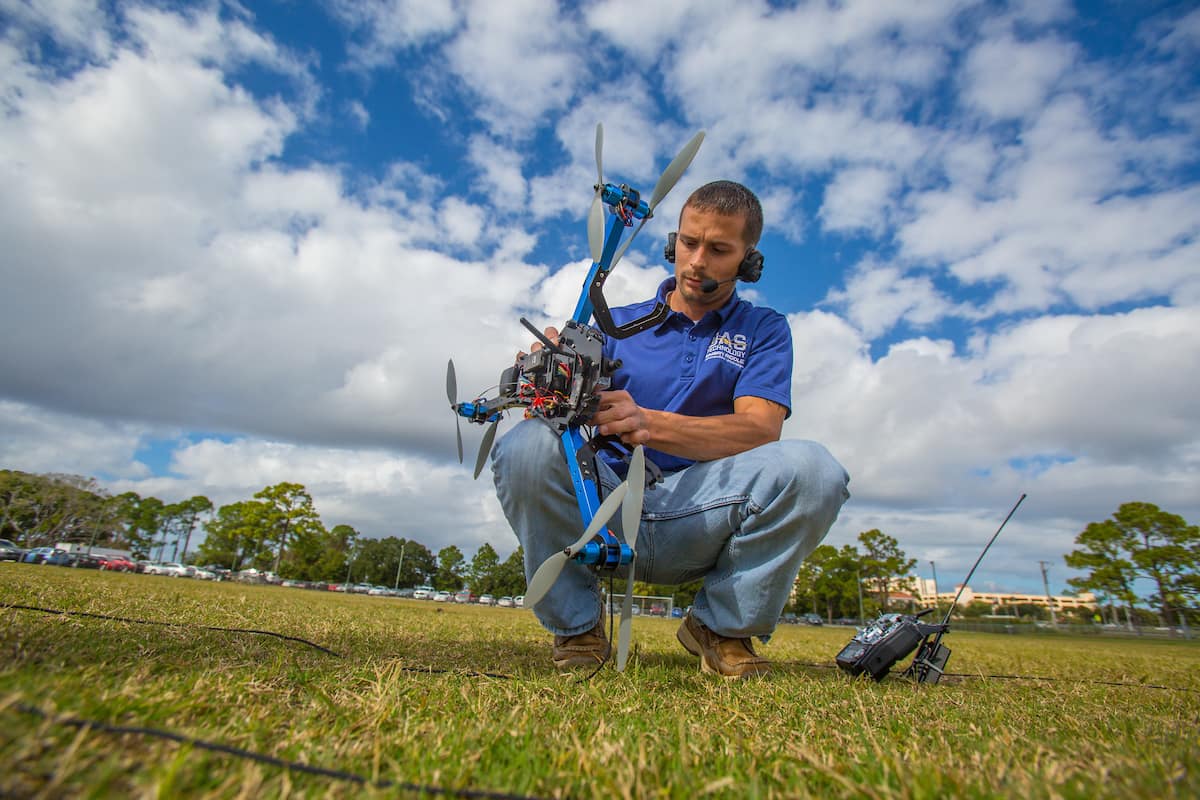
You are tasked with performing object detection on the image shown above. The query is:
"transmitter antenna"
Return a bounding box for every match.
[940,493,1027,627]
[902,492,1027,683]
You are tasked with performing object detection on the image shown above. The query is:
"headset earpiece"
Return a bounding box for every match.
[738,247,764,283]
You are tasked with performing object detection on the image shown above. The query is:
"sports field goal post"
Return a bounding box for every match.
[602,591,675,618]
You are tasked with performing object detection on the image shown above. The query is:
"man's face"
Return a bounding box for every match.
[672,205,750,309]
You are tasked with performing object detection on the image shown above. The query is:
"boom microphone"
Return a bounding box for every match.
[700,277,737,293]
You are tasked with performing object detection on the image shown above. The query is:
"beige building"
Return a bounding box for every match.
[895,576,1095,610]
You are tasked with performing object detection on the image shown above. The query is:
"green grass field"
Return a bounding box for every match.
[2,563,1197,799]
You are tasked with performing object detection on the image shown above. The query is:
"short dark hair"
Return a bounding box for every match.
[681,180,764,247]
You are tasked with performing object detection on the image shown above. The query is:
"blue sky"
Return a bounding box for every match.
[1,0,1197,597]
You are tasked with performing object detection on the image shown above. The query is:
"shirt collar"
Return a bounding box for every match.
[654,277,740,329]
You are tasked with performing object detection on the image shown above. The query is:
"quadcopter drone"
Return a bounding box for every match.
[447,124,705,671]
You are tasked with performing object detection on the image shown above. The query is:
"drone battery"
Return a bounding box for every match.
[836,621,925,681]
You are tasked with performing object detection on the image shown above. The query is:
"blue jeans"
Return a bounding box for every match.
[492,419,850,641]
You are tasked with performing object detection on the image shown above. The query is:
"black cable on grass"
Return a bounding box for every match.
[938,670,1200,694]
[579,574,616,683]
[4,604,343,657]
[396,664,515,680]
[13,603,1191,693]
[780,659,1200,693]
[4,604,516,679]
[10,703,550,800]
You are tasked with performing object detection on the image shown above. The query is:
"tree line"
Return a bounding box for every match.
[1064,502,1198,629]
[4,469,1195,622]
[789,503,1198,628]
[789,528,917,621]
[0,470,527,596]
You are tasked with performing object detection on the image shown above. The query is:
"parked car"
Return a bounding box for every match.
[45,549,76,567]
[22,547,56,564]
[413,585,435,600]
[497,596,514,608]
[514,595,525,608]
[189,567,217,580]
[478,594,496,606]
[802,613,824,626]
[395,588,415,598]
[671,607,684,618]
[434,591,453,602]
[454,590,476,604]
[69,553,104,569]
[151,562,189,577]
[99,555,136,572]
[0,539,25,561]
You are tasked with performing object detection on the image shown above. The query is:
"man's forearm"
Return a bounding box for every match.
[642,408,781,462]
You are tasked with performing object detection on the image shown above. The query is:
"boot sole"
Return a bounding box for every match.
[552,651,610,670]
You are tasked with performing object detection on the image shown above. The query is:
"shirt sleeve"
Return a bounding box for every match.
[733,310,793,418]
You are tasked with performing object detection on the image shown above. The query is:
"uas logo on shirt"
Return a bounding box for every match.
[705,331,748,368]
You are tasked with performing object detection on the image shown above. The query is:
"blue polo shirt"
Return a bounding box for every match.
[600,278,793,473]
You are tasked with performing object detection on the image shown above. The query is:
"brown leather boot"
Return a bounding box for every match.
[677,611,770,679]
[552,610,611,670]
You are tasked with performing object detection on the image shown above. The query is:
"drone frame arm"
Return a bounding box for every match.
[588,268,670,340]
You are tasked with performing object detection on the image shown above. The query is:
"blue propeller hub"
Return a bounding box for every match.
[574,539,634,570]
[599,183,650,224]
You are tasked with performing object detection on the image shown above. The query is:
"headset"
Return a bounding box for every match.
[664,231,765,284]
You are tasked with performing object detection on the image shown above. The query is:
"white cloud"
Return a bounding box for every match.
[467,135,528,207]
[346,99,369,130]
[0,0,113,57]
[820,167,897,234]
[442,0,585,138]
[758,185,806,244]
[0,401,155,480]
[961,35,1075,119]
[324,0,460,68]
[824,261,966,338]
[898,96,1200,316]
[786,303,1200,587]
[3,1,1198,598]
[1149,6,1200,56]
[0,5,547,462]
[438,197,486,248]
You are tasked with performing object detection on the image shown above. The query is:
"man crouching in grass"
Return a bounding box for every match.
[493,181,850,678]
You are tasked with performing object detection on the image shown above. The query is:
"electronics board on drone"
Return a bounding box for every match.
[446,124,705,671]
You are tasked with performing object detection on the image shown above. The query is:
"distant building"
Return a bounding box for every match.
[892,576,1095,610]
